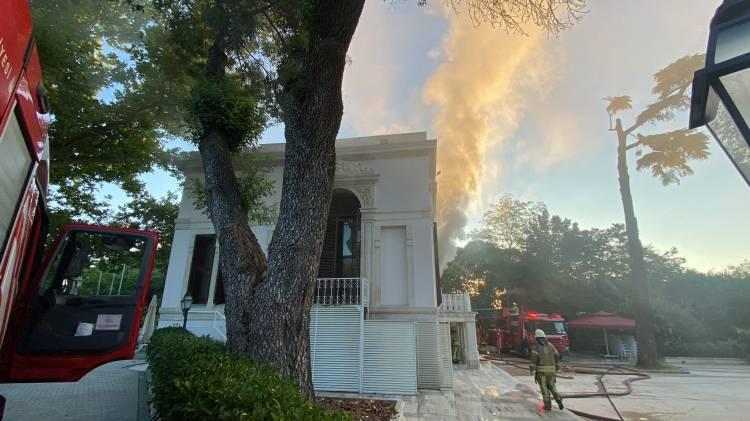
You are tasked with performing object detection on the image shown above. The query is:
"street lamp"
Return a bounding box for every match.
[181,293,192,329]
[690,0,750,186]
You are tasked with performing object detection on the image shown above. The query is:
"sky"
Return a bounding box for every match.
[122,0,749,273]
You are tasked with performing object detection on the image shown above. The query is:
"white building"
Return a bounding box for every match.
[158,132,478,395]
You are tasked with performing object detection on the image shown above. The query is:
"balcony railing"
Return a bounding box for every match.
[315,278,369,306]
[440,292,472,312]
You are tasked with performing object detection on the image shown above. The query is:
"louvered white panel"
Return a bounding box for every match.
[362,321,417,395]
[416,322,442,389]
[309,305,363,392]
[439,322,454,389]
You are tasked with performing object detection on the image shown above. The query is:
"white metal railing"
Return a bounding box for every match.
[315,278,369,306]
[187,310,227,340]
[440,292,472,312]
[212,311,227,340]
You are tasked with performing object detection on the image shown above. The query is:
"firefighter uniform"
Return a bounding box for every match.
[529,329,563,411]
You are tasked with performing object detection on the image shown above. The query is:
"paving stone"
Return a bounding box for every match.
[399,362,579,420]
[0,359,143,421]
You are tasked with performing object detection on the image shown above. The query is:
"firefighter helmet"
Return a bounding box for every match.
[534,329,546,338]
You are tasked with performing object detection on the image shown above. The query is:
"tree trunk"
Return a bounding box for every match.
[198,37,268,354]
[242,0,366,399]
[615,118,658,368]
[194,2,364,399]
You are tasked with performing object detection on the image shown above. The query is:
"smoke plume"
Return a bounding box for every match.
[424,11,557,264]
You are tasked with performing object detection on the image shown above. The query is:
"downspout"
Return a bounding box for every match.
[433,222,441,306]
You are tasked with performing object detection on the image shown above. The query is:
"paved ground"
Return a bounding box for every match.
[496,357,750,421]
[0,359,148,421]
[399,362,578,420]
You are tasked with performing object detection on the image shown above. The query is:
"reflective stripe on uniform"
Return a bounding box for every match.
[536,364,556,373]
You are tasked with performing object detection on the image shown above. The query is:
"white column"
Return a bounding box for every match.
[161,229,196,311]
[464,319,480,369]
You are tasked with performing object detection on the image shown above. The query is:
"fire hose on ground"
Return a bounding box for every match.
[482,354,651,421]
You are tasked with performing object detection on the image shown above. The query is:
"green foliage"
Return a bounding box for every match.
[443,195,750,357]
[109,191,180,296]
[189,77,267,150]
[147,328,349,421]
[471,194,546,250]
[738,329,750,362]
[187,156,277,224]
[146,0,274,147]
[660,339,745,358]
[31,0,181,222]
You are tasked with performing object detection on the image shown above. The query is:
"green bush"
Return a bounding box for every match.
[147,328,349,421]
[659,338,745,358]
[738,329,750,362]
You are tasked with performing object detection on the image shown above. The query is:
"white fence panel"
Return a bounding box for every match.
[309,305,363,392]
[439,322,454,389]
[363,321,417,395]
[416,322,442,389]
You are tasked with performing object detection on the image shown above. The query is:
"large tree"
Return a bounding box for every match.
[604,54,709,368]
[472,194,546,250]
[30,0,182,232]
[147,0,586,397]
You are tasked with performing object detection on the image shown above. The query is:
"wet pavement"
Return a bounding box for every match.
[399,362,579,420]
[0,359,148,421]
[497,357,750,421]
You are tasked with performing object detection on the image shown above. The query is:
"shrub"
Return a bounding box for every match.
[659,338,745,358]
[738,329,750,362]
[147,328,349,421]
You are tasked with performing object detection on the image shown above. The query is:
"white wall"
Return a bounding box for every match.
[380,226,408,305]
[367,156,432,213]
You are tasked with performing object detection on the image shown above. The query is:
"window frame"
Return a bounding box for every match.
[0,108,35,260]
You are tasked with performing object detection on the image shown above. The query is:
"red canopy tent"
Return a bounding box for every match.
[567,312,636,356]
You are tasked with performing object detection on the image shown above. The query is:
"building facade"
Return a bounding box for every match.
[158,132,478,394]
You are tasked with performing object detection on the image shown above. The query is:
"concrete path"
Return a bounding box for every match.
[500,357,750,421]
[399,362,579,420]
[0,359,148,421]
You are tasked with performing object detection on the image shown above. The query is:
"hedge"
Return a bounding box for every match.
[660,338,747,358]
[147,327,350,421]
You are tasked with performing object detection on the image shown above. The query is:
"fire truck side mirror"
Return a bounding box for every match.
[36,83,50,114]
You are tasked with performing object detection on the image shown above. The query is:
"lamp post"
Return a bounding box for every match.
[181,293,192,329]
[690,0,750,186]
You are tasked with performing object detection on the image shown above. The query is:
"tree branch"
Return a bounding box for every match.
[263,10,287,49]
[247,0,282,16]
[626,140,641,150]
[625,84,690,135]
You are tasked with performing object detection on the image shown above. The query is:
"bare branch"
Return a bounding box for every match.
[625,140,641,151]
[444,0,587,35]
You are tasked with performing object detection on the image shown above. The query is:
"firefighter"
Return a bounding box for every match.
[529,329,564,411]
[510,302,520,316]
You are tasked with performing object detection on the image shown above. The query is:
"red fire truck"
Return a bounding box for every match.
[479,307,569,358]
[0,0,157,384]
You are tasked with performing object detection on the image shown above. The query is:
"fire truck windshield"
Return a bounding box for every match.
[534,320,566,336]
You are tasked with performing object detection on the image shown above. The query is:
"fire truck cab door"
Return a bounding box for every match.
[7,225,157,382]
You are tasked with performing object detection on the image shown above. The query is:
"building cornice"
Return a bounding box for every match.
[177,132,437,176]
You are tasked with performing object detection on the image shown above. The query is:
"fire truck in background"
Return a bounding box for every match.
[477,306,570,358]
[0,0,157,385]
